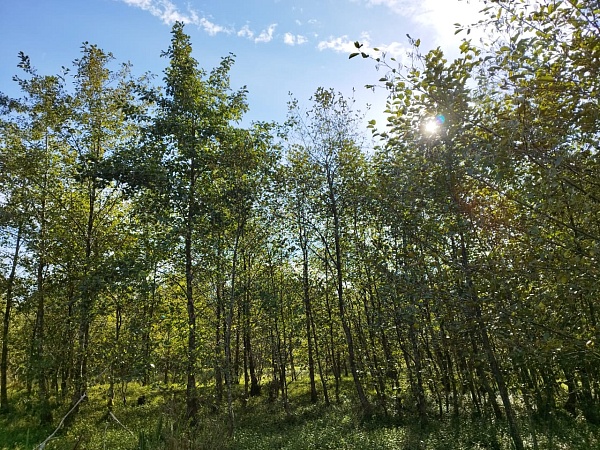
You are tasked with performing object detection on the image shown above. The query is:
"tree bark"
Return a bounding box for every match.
[460,233,524,450]
[300,227,318,403]
[184,159,198,422]
[225,223,243,436]
[1,223,22,413]
[72,163,98,412]
[327,170,370,413]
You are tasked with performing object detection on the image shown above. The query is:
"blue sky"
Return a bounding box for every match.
[0,0,486,125]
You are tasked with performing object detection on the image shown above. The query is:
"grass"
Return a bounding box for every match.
[0,380,598,449]
[0,395,54,450]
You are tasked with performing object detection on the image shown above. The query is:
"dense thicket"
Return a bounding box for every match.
[1,1,599,448]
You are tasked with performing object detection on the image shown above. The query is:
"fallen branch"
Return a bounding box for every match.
[109,410,135,438]
[35,393,87,450]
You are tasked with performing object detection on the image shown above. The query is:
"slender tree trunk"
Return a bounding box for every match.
[301,238,317,402]
[327,174,370,413]
[278,292,291,415]
[408,319,427,421]
[244,316,260,397]
[460,234,524,450]
[60,284,76,400]
[185,163,198,422]
[234,306,241,383]
[311,313,330,406]
[371,273,400,411]
[441,331,460,417]
[141,271,156,386]
[35,142,52,424]
[323,247,341,402]
[1,223,22,413]
[225,223,243,436]
[35,255,51,424]
[242,252,260,397]
[72,171,97,411]
[361,288,388,412]
[215,279,224,404]
[108,304,122,411]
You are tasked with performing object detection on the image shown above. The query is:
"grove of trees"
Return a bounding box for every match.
[1,1,599,448]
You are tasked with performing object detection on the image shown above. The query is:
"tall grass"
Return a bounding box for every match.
[1,380,598,449]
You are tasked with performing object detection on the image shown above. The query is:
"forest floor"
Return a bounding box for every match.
[1,380,598,449]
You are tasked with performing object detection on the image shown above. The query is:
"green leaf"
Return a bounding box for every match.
[536,75,554,82]
[349,53,359,59]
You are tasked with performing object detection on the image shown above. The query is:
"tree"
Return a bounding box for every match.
[0,55,71,422]
[0,108,26,413]
[282,150,321,404]
[148,21,250,422]
[366,36,525,446]
[64,43,139,412]
[286,88,372,414]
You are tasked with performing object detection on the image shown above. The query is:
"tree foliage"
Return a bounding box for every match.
[1,5,599,447]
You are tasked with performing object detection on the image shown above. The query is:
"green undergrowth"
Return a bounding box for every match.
[0,381,598,449]
[0,401,52,450]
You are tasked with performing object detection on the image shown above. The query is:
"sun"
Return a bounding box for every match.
[424,119,440,134]
[423,114,445,135]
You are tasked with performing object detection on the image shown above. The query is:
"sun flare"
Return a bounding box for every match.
[424,119,439,134]
[423,114,445,135]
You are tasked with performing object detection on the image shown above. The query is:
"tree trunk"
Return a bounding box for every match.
[408,320,427,421]
[185,200,198,422]
[35,253,51,424]
[71,172,97,412]
[225,224,243,436]
[323,247,341,403]
[1,223,22,413]
[242,252,260,397]
[35,144,52,424]
[141,271,157,386]
[459,233,524,450]
[215,280,224,404]
[277,295,291,415]
[327,173,370,414]
[311,313,330,406]
[108,304,122,411]
[302,240,317,402]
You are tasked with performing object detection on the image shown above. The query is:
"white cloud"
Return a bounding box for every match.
[237,24,254,39]
[365,0,415,15]
[160,0,190,23]
[363,0,486,51]
[255,24,277,43]
[369,0,398,4]
[414,0,486,48]
[119,0,231,35]
[374,41,408,59]
[318,32,406,60]
[284,32,295,45]
[199,17,229,36]
[120,0,190,24]
[283,32,308,46]
[317,35,361,53]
